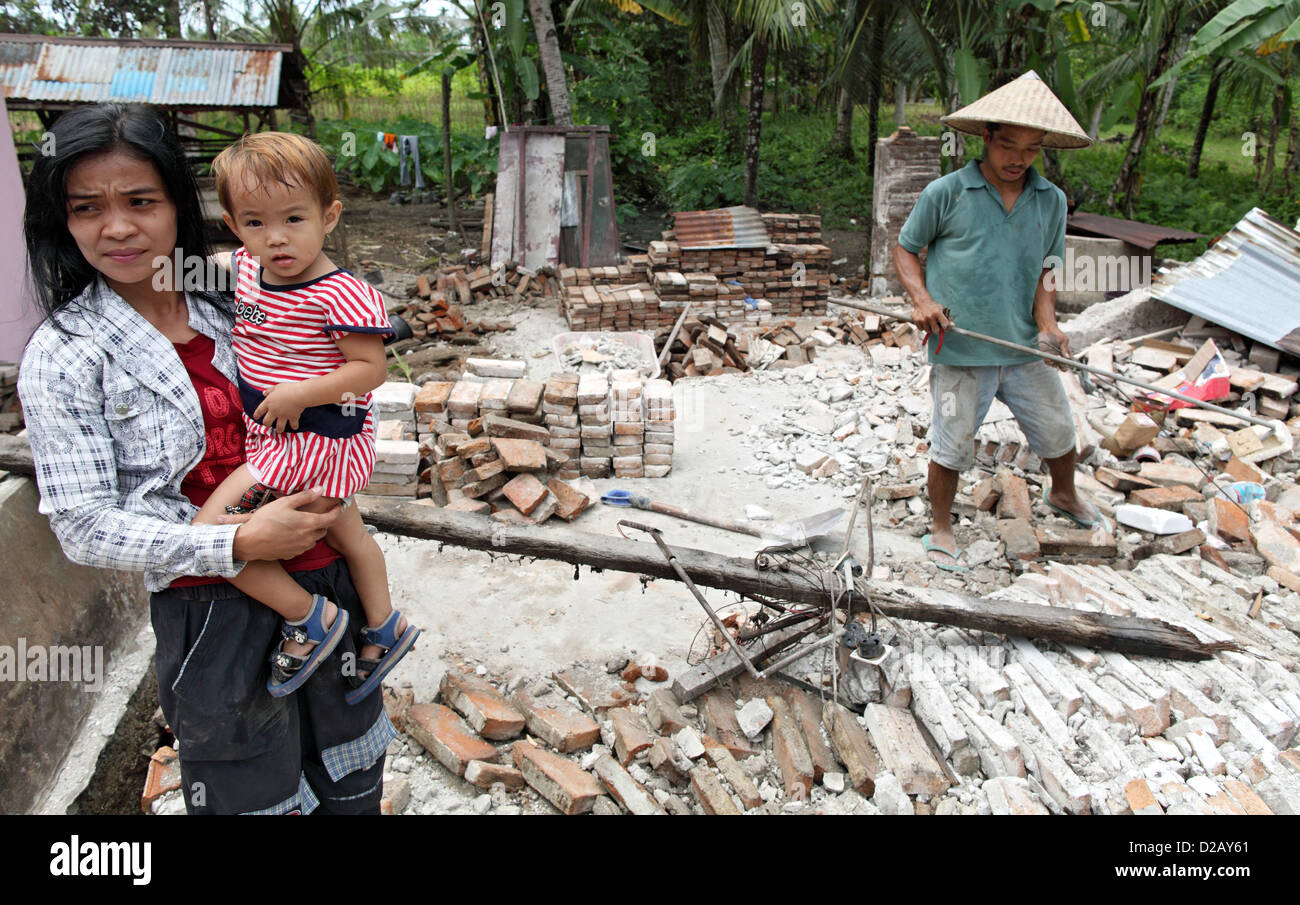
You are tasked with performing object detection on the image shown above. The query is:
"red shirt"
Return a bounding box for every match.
[170,332,340,587]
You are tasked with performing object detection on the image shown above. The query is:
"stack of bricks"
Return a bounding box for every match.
[426,416,565,522]
[610,370,644,478]
[562,283,664,332]
[543,373,582,481]
[578,372,614,478]
[677,246,771,274]
[745,244,832,316]
[761,212,822,244]
[367,382,421,497]
[650,271,762,328]
[642,379,674,477]
[0,363,20,432]
[558,265,641,287]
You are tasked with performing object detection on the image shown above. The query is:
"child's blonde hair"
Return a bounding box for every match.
[212,131,337,212]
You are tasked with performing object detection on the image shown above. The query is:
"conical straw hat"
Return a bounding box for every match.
[941,70,1092,149]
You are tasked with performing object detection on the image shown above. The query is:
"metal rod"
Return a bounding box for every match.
[830,297,1276,430]
[619,520,761,678]
[754,628,838,680]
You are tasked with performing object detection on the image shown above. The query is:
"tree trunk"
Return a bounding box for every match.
[442,70,459,233]
[1088,98,1103,142]
[1263,83,1284,191]
[706,0,730,124]
[865,12,886,178]
[0,434,1239,662]
[1187,62,1223,179]
[772,47,780,115]
[1150,36,1186,148]
[470,24,499,129]
[829,88,855,159]
[162,0,181,37]
[743,35,768,208]
[895,80,906,126]
[528,0,572,127]
[1107,13,1180,216]
[201,0,217,39]
[1284,104,1299,191]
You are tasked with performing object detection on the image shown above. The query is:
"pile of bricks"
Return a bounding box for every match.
[367,383,421,497]
[562,283,664,332]
[394,263,548,341]
[380,657,917,816]
[0,363,20,433]
[573,370,674,479]
[558,209,830,332]
[656,316,751,379]
[761,212,823,244]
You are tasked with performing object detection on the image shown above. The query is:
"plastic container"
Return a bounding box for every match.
[551,331,660,379]
[1220,482,1265,504]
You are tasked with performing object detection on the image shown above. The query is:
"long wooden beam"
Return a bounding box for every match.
[0,436,1234,660]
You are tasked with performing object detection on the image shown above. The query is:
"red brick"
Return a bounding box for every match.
[646,688,689,734]
[592,753,667,815]
[509,689,601,753]
[767,695,814,801]
[505,380,545,414]
[1222,779,1274,815]
[464,759,525,790]
[781,686,837,782]
[999,518,1040,561]
[1129,485,1202,511]
[1124,778,1164,815]
[699,691,759,758]
[552,669,634,716]
[456,436,491,460]
[1210,497,1252,544]
[610,708,654,764]
[620,662,641,683]
[502,473,548,515]
[1223,456,1266,485]
[822,702,880,795]
[649,737,688,785]
[439,671,526,740]
[1036,525,1116,556]
[436,457,466,484]
[483,414,551,444]
[546,479,591,521]
[972,476,1000,512]
[414,381,454,414]
[141,746,181,813]
[1139,462,1206,488]
[491,438,547,473]
[995,472,1032,520]
[1095,467,1158,492]
[405,703,499,776]
[689,765,741,815]
[461,472,507,499]
[445,498,490,514]
[512,741,604,814]
[703,745,763,810]
[382,686,415,733]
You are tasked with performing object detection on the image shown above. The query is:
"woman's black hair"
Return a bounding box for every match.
[23,103,228,327]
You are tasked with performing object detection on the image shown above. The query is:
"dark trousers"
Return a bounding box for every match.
[150,558,391,814]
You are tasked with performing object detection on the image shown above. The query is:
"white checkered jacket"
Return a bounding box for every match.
[19,279,246,592]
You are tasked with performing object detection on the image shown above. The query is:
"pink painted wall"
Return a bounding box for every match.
[0,95,40,363]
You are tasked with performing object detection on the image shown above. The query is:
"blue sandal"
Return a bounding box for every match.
[345,610,421,706]
[267,595,349,697]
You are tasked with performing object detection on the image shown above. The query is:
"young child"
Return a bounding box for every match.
[196,131,419,703]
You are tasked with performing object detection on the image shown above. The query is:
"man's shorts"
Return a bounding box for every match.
[928,360,1076,473]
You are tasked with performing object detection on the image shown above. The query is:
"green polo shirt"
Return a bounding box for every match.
[897,159,1066,367]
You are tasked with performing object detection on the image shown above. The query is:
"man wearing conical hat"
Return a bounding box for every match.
[893,71,1103,572]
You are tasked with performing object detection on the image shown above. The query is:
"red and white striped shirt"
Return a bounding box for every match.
[228,247,393,499]
[230,247,392,394]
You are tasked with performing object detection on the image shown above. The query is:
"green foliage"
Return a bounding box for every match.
[648,113,872,228]
[316,117,497,195]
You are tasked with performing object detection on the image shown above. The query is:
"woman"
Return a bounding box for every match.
[19,103,394,814]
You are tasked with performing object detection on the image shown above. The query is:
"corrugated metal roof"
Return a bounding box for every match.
[1151,207,1300,355]
[1067,211,1204,250]
[673,205,770,249]
[0,35,285,108]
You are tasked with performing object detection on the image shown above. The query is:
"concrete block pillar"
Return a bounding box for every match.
[870,127,942,297]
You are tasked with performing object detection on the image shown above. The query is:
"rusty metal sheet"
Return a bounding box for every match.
[673,205,770,250]
[1067,211,1203,250]
[490,131,565,271]
[1151,207,1300,355]
[0,35,282,107]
